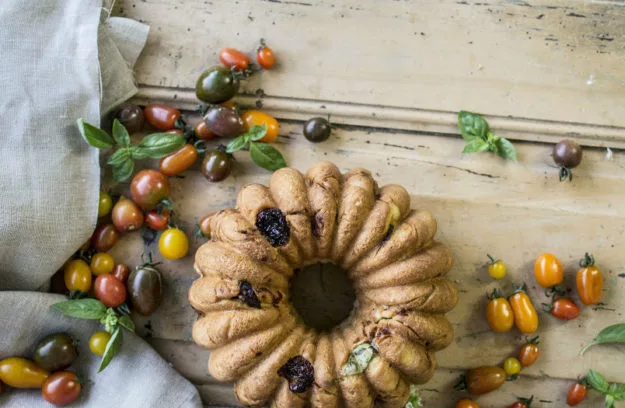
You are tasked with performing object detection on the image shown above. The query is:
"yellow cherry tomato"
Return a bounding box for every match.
[503,357,521,376]
[486,290,514,333]
[159,228,189,260]
[0,357,49,388]
[487,255,506,279]
[98,191,113,217]
[534,253,563,288]
[241,110,279,143]
[89,331,112,356]
[90,252,115,276]
[64,259,92,292]
[509,288,539,334]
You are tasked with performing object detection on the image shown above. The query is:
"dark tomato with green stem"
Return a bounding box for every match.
[128,265,163,316]
[94,274,127,307]
[567,381,588,406]
[42,371,81,406]
[548,297,580,320]
[91,224,119,252]
[159,144,198,176]
[303,117,332,143]
[201,151,233,182]
[196,65,240,104]
[257,42,276,70]
[194,120,216,140]
[145,209,170,231]
[112,264,130,284]
[115,104,144,134]
[461,366,506,395]
[219,48,250,71]
[203,105,245,138]
[144,104,181,130]
[111,197,144,232]
[552,139,582,181]
[33,334,78,372]
[130,170,171,210]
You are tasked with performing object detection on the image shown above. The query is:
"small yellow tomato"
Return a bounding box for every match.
[90,252,115,276]
[98,191,113,217]
[89,331,112,356]
[64,259,92,292]
[0,357,49,388]
[241,110,279,143]
[503,357,521,376]
[488,261,506,279]
[159,228,189,260]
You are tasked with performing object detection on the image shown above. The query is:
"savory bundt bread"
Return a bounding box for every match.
[188,162,457,407]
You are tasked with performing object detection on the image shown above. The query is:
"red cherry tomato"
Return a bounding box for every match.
[91,224,119,252]
[144,104,181,130]
[219,48,250,71]
[94,274,127,307]
[111,197,144,232]
[130,170,170,210]
[194,120,216,140]
[112,264,130,284]
[550,297,580,320]
[145,209,170,231]
[567,382,588,406]
[42,371,81,406]
[257,45,276,70]
[159,144,198,176]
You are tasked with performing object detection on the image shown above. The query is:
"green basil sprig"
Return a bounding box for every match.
[53,298,135,372]
[225,124,287,171]
[77,118,185,182]
[457,111,517,161]
[405,385,423,408]
[586,370,625,408]
[580,323,625,355]
[341,342,377,376]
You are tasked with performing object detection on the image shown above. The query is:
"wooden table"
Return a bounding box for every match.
[112,1,625,406]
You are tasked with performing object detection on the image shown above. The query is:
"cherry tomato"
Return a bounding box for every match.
[34,333,78,373]
[219,48,250,71]
[303,117,332,143]
[89,331,111,356]
[159,144,198,176]
[128,265,163,316]
[486,290,514,333]
[204,105,245,138]
[242,110,279,143]
[456,400,479,408]
[566,382,588,406]
[144,104,181,130]
[550,297,580,320]
[519,338,540,367]
[115,104,145,134]
[130,170,170,210]
[553,139,583,169]
[509,397,533,408]
[197,213,215,238]
[112,264,130,284]
[257,44,276,70]
[503,357,521,376]
[576,253,603,305]
[194,120,216,140]
[112,197,144,233]
[534,253,563,288]
[196,65,240,104]
[80,240,90,250]
[165,129,183,135]
[94,274,127,307]
[0,357,49,388]
[509,289,538,334]
[159,228,189,260]
[98,191,113,217]
[42,371,81,406]
[64,259,92,292]
[145,209,170,231]
[90,252,115,276]
[201,150,233,182]
[91,224,119,252]
[464,366,506,395]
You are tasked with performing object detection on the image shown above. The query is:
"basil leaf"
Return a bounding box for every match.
[107,148,132,166]
[611,383,625,400]
[119,315,136,332]
[405,385,423,408]
[457,111,489,142]
[76,119,114,149]
[580,324,625,355]
[462,138,489,154]
[112,157,135,183]
[496,137,518,161]
[587,370,609,394]
[225,135,248,154]
[98,327,122,372]
[249,142,287,171]
[53,299,107,319]
[247,124,267,142]
[606,395,615,408]
[112,119,131,147]
[341,342,376,376]
[135,133,185,159]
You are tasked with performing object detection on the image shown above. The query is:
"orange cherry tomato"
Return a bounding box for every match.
[0,357,49,388]
[194,120,215,140]
[144,104,181,130]
[519,337,540,367]
[64,259,92,292]
[111,197,144,233]
[145,209,170,231]
[456,399,479,408]
[257,45,276,70]
[576,253,603,305]
[509,288,538,334]
[567,382,588,406]
[550,297,580,320]
[464,366,506,395]
[219,48,250,71]
[159,144,198,176]
[241,110,279,143]
[534,253,563,288]
[486,290,514,333]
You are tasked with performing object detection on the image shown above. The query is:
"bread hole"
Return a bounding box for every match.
[290,263,356,331]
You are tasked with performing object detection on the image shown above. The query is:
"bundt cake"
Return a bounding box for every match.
[188,161,457,407]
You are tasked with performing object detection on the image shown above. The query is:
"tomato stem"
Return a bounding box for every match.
[525,335,540,345]
[579,253,595,268]
[486,254,498,265]
[453,376,467,391]
[559,166,573,182]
